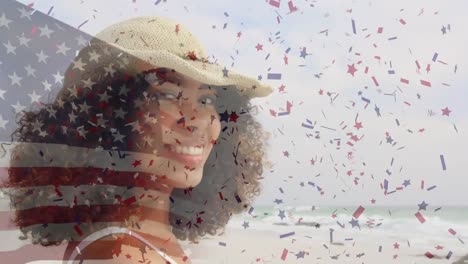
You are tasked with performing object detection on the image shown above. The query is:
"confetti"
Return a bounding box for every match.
[351,19,357,34]
[446,251,453,260]
[352,206,365,219]
[280,231,295,239]
[420,80,432,87]
[287,1,298,13]
[440,154,446,170]
[448,228,457,235]
[269,0,281,8]
[74,224,84,236]
[267,73,282,80]
[415,212,426,224]
[281,248,288,261]
[77,20,89,29]
[47,6,54,16]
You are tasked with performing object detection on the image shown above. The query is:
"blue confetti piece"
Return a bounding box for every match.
[285,47,291,53]
[278,111,290,116]
[267,73,282,80]
[301,123,314,129]
[361,97,370,103]
[427,185,437,191]
[218,242,226,246]
[432,52,438,62]
[279,187,284,193]
[280,231,295,238]
[388,70,395,74]
[388,36,398,40]
[248,207,254,214]
[446,251,452,260]
[440,154,446,170]
[351,19,356,34]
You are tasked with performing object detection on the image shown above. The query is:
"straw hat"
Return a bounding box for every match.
[89,16,273,98]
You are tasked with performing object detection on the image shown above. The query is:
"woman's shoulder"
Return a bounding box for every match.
[64,233,174,264]
[64,234,191,264]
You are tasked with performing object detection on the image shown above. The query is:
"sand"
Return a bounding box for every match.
[181,223,468,264]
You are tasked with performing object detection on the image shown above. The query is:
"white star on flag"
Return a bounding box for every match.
[38,24,54,38]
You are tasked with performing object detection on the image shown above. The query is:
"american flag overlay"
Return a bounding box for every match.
[0,0,257,263]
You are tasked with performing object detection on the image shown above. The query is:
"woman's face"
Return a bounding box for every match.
[134,65,221,188]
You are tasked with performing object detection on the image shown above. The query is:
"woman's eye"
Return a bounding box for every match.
[158,92,178,100]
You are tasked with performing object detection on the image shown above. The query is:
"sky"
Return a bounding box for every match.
[12,0,468,207]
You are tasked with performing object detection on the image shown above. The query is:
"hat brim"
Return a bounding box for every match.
[116,47,273,98]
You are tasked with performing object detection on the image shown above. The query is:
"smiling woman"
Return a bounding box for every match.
[0,16,273,264]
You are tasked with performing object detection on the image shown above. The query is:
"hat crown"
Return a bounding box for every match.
[94,16,208,61]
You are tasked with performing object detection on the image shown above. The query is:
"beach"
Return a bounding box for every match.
[181,206,468,264]
[1,205,466,263]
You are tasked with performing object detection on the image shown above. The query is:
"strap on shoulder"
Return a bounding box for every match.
[65,226,178,264]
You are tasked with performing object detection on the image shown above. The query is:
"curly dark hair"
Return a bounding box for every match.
[0,41,271,248]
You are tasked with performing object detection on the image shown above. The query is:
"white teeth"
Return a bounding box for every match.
[170,145,204,155]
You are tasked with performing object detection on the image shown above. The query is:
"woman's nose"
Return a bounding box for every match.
[177,102,209,133]
[186,125,198,133]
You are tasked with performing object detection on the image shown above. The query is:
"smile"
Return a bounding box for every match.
[169,144,204,155]
[161,144,205,167]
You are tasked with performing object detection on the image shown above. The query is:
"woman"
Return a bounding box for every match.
[1,16,272,263]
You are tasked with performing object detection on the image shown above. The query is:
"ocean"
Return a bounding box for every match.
[228,205,468,255]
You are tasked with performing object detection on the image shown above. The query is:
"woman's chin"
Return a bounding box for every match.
[171,171,204,189]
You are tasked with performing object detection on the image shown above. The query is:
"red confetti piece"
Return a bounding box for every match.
[415,212,426,224]
[287,0,298,13]
[54,185,63,197]
[281,248,288,261]
[269,0,280,8]
[425,252,434,259]
[353,206,365,219]
[74,224,83,236]
[400,78,409,84]
[377,27,383,33]
[399,18,406,25]
[123,196,137,206]
[448,228,457,235]
[371,76,379,86]
[420,80,432,87]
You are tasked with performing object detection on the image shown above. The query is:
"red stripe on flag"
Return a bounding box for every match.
[1,229,185,262]
[1,167,173,193]
[0,204,171,229]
